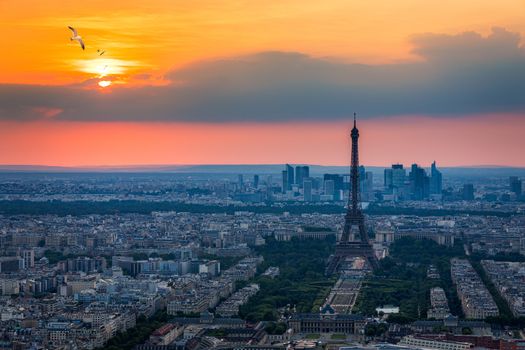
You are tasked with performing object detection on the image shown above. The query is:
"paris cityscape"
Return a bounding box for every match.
[2,0,525,349]
[1,116,525,350]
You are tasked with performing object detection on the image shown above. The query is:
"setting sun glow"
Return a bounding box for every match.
[98,80,111,88]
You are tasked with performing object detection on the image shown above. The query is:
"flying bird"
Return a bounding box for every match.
[68,26,85,50]
[97,49,105,56]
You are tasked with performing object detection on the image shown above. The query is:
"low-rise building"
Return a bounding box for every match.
[451,259,499,319]
[149,323,184,345]
[288,305,365,335]
[427,287,451,319]
[399,335,472,350]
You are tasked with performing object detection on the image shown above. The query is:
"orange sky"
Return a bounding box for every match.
[1,0,524,166]
[2,0,524,85]
[1,115,524,167]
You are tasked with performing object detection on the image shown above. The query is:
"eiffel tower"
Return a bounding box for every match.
[326,113,378,275]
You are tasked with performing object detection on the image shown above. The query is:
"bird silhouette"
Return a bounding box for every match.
[68,26,85,50]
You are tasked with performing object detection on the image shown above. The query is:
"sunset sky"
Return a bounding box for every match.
[1,0,524,167]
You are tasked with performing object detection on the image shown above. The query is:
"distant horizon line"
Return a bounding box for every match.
[0,163,524,171]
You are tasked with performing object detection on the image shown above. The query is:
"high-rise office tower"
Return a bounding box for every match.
[510,176,522,196]
[282,164,295,193]
[343,174,350,191]
[253,175,259,189]
[384,164,406,190]
[324,174,344,200]
[281,170,288,193]
[357,166,373,201]
[363,171,374,201]
[324,179,335,196]
[462,184,475,200]
[392,164,406,188]
[238,174,244,188]
[303,180,313,202]
[286,164,294,190]
[295,166,310,188]
[384,168,393,189]
[430,161,443,195]
[409,164,430,200]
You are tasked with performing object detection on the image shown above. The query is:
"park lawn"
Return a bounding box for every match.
[306,333,321,339]
[239,237,336,322]
[354,237,465,320]
[331,333,347,339]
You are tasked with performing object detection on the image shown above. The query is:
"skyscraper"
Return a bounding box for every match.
[510,176,522,196]
[363,171,374,201]
[238,174,244,187]
[253,175,259,189]
[384,164,406,190]
[358,166,373,201]
[430,161,443,195]
[282,164,295,193]
[462,184,475,200]
[286,164,294,189]
[323,174,344,200]
[324,179,335,197]
[392,164,406,188]
[384,168,393,189]
[295,166,310,188]
[303,180,313,202]
[281,170,287,193]
[409,164,430,200]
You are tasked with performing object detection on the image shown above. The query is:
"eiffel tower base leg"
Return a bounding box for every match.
[326,242,378,275]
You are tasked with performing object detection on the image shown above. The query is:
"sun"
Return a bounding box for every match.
[98,80,111,88]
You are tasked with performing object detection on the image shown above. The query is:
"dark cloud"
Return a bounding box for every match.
[411,27,524,63]
[1,28,524,122]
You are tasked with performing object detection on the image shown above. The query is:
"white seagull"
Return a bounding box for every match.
[68,26,85,50]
